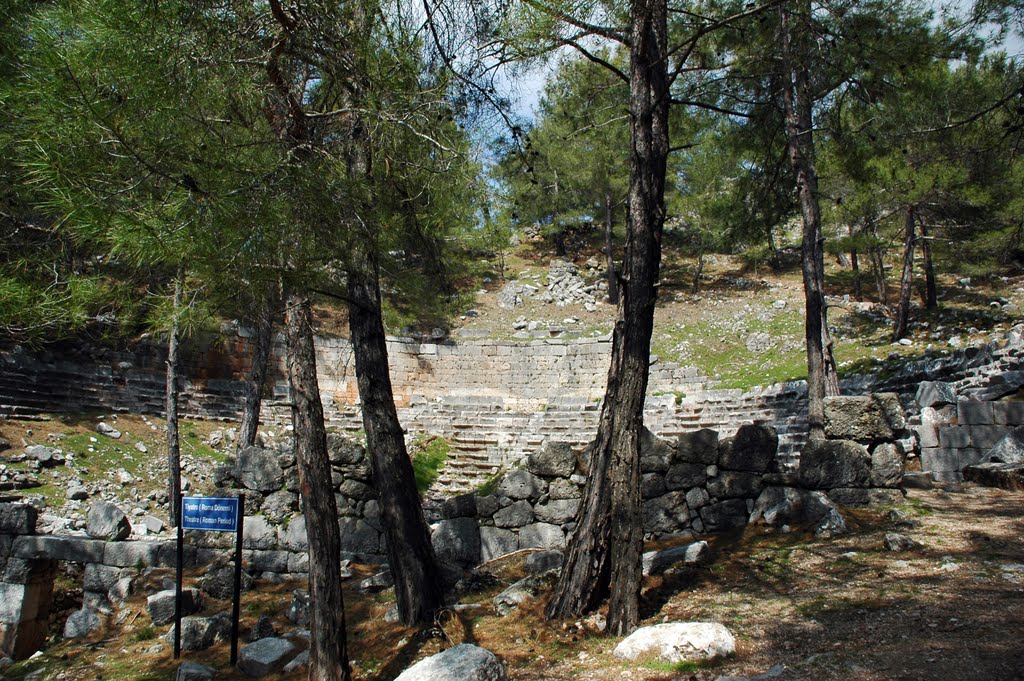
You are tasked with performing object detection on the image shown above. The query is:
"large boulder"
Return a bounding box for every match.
[963,462,1024,491]
[718,423,778,473]
[518,522,564,550]
[706,471,763,499]
[823,394,906,442]
[985,427,1024,464]
[643,492,690,534]
[528,442,576,478]
[870,442,905,487]
[148,588,201,626]
[493,500,534,528]
[199,565,254,600]
[533,499,579,525]
[326,434,366,465]
[176,662,215,681]
[164,614,231,651]
[236,446,285,494]
[748,487,838,528]
[492,572,557,616]
[86,501,131,541]
[640,429,676,471]
[613,622,735,663]
[480,527,519,562]
[676,429,719,465]
[63,607,102,639]
[642,541,711,576]
[238,637,296,677]
[664,463,706,491]
[797,439,872,489]
[432,517,481,566]
[394,644,507,681]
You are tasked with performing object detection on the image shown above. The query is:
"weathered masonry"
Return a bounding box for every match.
[1,325,1023,486]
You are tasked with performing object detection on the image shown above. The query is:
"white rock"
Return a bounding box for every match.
[613,622,735,663]
[394,644,507,681]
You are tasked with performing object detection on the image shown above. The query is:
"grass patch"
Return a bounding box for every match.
[130,625,157,642]
[641,659,703,673]
[410,435,450,494]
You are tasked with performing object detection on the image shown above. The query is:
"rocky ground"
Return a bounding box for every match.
[2,483,1022,680]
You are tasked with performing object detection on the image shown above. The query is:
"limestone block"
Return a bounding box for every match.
[493,500,534,529]
[870,443,904,487]
[958,399,993,426]
[643,492,690,534]
[241,516,277,551]
[148,588,200,625]
[614,622,735,663]
[432,517,481,566]
[287,551,308,574]
[969,425,1007,450]
[993,401,1024,426]
[718,423,777,473]
[496,470,546,501]
[706,471,763,499]
[642,541,711,576]
[914,423,939,449]
[938,426,970,449]
[244,550,289,573]
[915,381,957,408]
[665,463,706,491]
[824,394,906,442]
[640,429,675,470]
[699,499,749,532]
[797,440,872,490]
[238,637,296,677]
[479,527,518,562]
[236,446,285,494]
[685,487,709,510]
[441,494,477,520]
[985,427,1024,463]
[547,478,581,500]
[87,502,130,541]
[0,504,36,536]
[675,429,719,465]
[963,462,1024,491]
[339,518,382,557]
[641,473,667,500]
[527,442,576,478]
[533,499,579,525]
[394,643,507,681]
[518,522,565,550]
[826,488,905,507]
[920,447,961,473]
[103,541,162,568]
[279,517,307,552]
[83,563,130,593]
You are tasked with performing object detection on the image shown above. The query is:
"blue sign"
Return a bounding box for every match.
[182,496,240,532]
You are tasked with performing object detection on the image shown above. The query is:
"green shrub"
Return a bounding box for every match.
[410,435,449,494]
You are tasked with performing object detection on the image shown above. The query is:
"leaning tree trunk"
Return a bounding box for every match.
[780,1,840,439]
[920,222,937,310]
[605,189,620,305]
[546,0,668,637]
[347,261,445,626]
[238,297,274,451]
[166,265,183,527]
[892,206,916,342]
[851,249,862,300]
[285,290,351,681]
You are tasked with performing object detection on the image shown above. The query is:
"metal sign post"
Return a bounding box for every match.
[177,495,244,665]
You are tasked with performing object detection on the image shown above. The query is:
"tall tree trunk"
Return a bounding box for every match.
[780,1,839,439]
[851,249,862,300]
[605,190,619,305]
[285,291,350,681]
[920,222,937,310]
[870,242,888,305]
[892,206,916,342]
[166,265,183,527]
[693,249,704,294]
[238,297,274,451]
[347,260,445,626]
[546,0,668,637]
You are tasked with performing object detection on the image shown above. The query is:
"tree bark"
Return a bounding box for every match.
[920,222,937,310]
[851,249,862,300]
[285,290,351,681]
[870,241,888,305]
[546,0,668,637]
[166,265,183,527]
[780,1,839,439]
[238,297,274,451]
[892,206,916,342]
[347,260,445,626]
[605,189,619,305]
